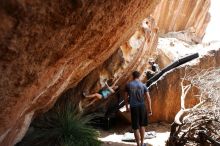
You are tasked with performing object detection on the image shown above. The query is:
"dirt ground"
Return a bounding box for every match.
[98,121,170,146]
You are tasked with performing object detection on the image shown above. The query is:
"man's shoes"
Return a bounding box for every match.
[142,143,147,146]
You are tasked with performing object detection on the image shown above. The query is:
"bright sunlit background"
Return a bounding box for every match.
[203,0,220,42]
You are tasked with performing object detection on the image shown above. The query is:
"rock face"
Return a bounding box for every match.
[149,39,220,123]
[0,0,160,145]
[78,17,159,112]
[152,0,211,41]
[116,39,220,124]
[0,0,214,145]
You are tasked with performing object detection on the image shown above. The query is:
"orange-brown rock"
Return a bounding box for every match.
[78,17,159,111]
[118,40,220,124]
[0,0,160,145]
[152,0,211,41]
[149,39,220,123]
[0,0,215,145]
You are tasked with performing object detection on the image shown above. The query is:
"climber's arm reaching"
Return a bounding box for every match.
[105,81,115,93]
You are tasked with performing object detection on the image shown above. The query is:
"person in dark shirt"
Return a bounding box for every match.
[145,58,160,80]
[125,71,152,146]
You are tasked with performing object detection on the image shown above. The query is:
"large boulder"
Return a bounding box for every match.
[0,0,160,145]
[118,40,220,124]
[76,17,159,112]
[149,39,220,123]
[0,0,213,145]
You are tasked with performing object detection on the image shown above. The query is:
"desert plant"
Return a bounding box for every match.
[167,67,220,146]
[18,102,101,146]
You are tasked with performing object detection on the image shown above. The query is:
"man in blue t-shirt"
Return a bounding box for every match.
[125,71,152,146]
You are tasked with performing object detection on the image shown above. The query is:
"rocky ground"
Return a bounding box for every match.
[99,122,170,146]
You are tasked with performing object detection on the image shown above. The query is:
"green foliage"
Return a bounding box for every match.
[19,103,101,146]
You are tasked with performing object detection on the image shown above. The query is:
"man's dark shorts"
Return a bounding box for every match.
[130,104,148,130]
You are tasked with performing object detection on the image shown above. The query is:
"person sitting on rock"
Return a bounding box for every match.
[83,77,120,107]
[145,58,160,80]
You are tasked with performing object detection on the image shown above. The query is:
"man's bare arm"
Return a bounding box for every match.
[145,92,152,115]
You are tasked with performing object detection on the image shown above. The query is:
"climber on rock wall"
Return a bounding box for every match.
[83,77,120,107]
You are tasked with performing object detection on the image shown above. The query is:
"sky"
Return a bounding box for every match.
[203,0,220,42]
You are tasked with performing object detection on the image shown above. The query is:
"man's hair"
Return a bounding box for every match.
[132,71,141,79]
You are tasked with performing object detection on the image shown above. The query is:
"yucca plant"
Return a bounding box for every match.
[18,102,101,146]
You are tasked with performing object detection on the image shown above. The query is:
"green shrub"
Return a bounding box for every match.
[19,103,101,146]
